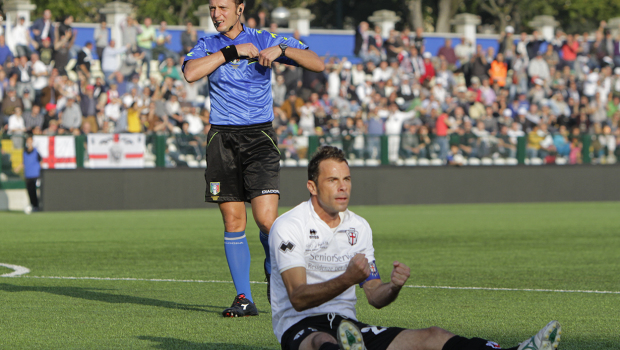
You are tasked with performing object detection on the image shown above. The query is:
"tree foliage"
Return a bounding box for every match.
[23,0,620,32]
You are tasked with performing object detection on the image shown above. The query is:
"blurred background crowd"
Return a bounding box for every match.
[1,8,620,169]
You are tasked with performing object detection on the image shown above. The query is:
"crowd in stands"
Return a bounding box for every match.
[1,10,620,167]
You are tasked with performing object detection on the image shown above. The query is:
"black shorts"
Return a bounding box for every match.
[204,122,281,203]
[280,314,405,350]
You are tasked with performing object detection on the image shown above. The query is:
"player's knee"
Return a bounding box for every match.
[222,214,246,232]
[425,326,454,343]
[310,332,337,349]
[256,221,272,234]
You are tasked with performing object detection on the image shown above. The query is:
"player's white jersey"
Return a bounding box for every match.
[269,199,376,342]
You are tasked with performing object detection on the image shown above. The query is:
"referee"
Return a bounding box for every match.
[183,0,325,317]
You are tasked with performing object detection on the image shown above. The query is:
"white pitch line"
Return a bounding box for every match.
[0,263,31,277]
[2,274,619,295]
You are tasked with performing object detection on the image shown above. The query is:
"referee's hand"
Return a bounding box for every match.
[236,43,259,58]
[258,45,283,67]
[343,253,370,286]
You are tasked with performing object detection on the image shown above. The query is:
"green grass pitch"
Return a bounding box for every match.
[1,202,619,349]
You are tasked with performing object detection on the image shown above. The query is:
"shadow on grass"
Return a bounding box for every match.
[137,336,276,350]
[0,283,226,314]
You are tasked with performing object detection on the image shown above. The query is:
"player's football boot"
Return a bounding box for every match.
[517,320,561,350]
[264,258,271,304]
[222,294,258,317]
[337,320,366,350]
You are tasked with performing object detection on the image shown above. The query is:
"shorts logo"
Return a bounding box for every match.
[279,241,295,253]
[485,341,501,349]
[262,189,280,194]
[210,182,220,195]
[293,330,304,340]
[346,228,358,246]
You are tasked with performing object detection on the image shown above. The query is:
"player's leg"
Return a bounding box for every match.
[385,320,561,350]
[299,332,339,350]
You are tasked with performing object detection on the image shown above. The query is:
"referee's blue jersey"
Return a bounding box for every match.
[183,25,309,126]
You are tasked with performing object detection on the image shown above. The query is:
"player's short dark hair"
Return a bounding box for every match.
[308,146,348,183]
[233,0,244,6]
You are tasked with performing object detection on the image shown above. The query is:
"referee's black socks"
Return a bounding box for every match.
[442,335,518,350]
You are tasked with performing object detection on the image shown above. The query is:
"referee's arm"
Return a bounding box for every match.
[258,46,325,73]
[184,43,260,83]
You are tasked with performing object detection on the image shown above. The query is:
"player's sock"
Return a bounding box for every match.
[259,231,271,275]
[442,335,518,350]
[318,343,339,350]
[224,231,253,303]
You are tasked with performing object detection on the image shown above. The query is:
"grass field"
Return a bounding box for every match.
[1,202,619,349]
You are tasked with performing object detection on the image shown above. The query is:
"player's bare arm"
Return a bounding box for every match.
[281,253,370,311]
[363,261,410,309]
[259,45,325,72]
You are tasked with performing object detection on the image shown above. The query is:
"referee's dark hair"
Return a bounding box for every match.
[308,146,348,184]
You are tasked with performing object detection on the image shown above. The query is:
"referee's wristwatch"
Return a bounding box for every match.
[279,43,288,57]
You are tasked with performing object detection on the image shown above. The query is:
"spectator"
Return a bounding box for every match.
[489,52,508,87]
[75,42,94,80]
[59,95,82,132]
[455,37,474,67]
[0,35,14,66]
[31,9,54,47]
[101,39,130,84]
[437,38,457,69]
[160,57,182,81]
[7,107,26,134]
[37,37,54,67]
[498,26,516,67]
[24,104,44,132]
[137,17,156,78]
[153,21,178,64]
[80,85,98,132]
[2,87,24,119]
[121,16,141,51]
[385,29,404,62]
[181,22,197,56]
[354,21,373,61]
[11,17,33,58]
[93,21,109,62]
[119,50,144,80]
[528,51,550,83]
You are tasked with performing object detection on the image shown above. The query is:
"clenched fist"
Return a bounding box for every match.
[235,43,259,58]
[343,253,370,286]
[390,261,410,290]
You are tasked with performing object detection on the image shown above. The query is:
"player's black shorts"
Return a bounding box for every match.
[204,121,281,203]
[280,314,405,350]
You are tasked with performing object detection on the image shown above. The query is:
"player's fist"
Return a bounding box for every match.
[344,253,370,286]
[390,261,410,289]
[235,43,259,58]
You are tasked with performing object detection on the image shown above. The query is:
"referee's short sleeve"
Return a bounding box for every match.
[182,38,211,73]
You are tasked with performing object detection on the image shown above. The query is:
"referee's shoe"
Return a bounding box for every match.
[222,294,258,317]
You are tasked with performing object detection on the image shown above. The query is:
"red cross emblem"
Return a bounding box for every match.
[346,229,358,246]
[43,136,76,169]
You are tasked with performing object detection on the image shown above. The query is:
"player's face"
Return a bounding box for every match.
[209,0,241,32]
[310,159,351,216]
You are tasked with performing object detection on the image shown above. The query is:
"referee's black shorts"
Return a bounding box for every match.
[204,121,281,203]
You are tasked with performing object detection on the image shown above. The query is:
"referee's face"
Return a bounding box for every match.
[209,0,241,32]
[309,159,351,217]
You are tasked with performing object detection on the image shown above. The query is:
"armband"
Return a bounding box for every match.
[359,260,381,287]
[220,45,239,62]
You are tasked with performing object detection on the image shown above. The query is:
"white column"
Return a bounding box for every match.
[368,10,401,39]
[608,17,620,38]
[195,4,216,33]
[3,0,37,53]
[288,8,314,36]
[100,1,133,45]
[530,15,559,42]
[452,13,481,45]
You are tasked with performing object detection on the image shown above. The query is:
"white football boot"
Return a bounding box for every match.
[337,320,366,350]
[517,320,561,350]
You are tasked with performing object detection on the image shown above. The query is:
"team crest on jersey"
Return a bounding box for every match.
[230,58,241,68]
[485,341,501,349]
[210,182,220,195]
[345,228,358,246]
